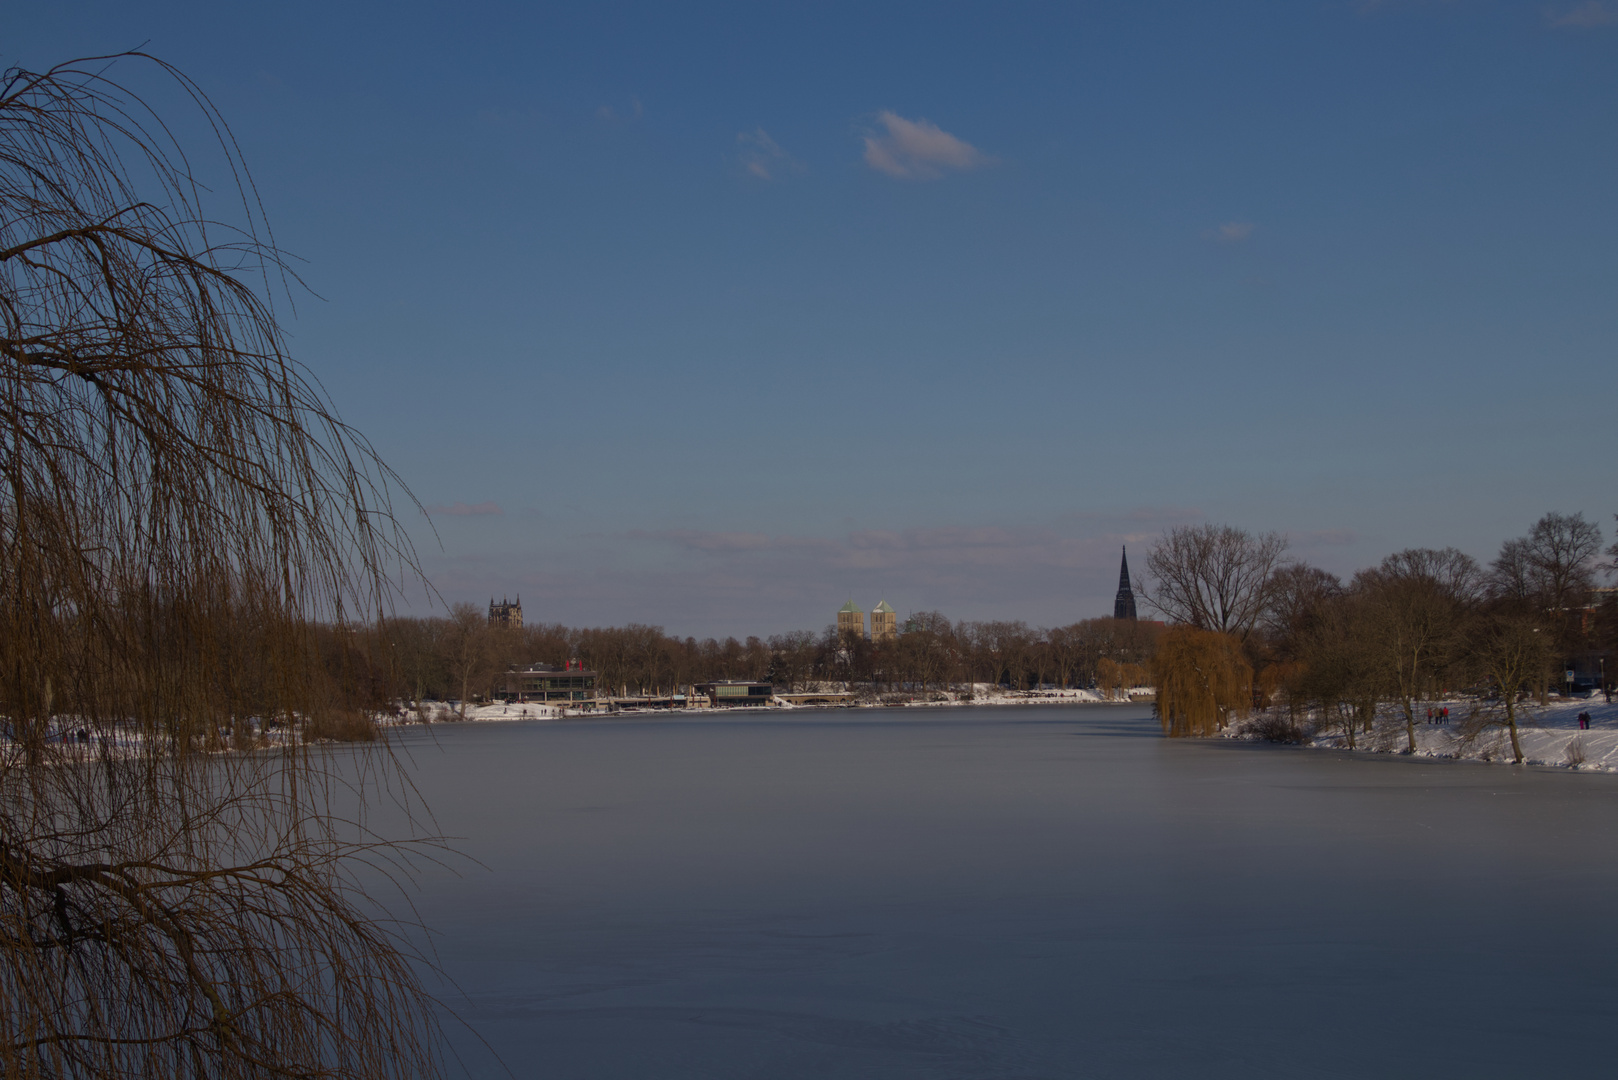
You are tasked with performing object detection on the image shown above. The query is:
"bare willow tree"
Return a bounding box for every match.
[1095,657,1148,702]
[0,55,444,1078]
[1143,524,1288,642]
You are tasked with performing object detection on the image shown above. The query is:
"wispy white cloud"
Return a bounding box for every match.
[861,111,991,180]
[1550,2,1618,27]
[426,501,503,517]
[736,127,801,180]
[596,96,644,122]
[1204,221,1256,243]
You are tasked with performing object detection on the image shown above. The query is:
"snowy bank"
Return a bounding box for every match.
[1240,697,1618,772]
[400,687,1139,722]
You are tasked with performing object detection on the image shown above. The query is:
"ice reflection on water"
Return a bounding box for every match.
[362,706,1618,1078]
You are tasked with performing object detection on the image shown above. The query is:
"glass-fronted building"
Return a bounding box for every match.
[694,681,774,706]
[502,664,597,704]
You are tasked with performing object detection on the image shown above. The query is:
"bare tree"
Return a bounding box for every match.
[1261,563,1344,652]
[1143,524,1288,641]
[892,612,954,692]
[766,630,817,692]
[1354,548,1480,753]
[1496,512,1605,654]
[966,621,1034,689]
[442,602,494,714]
[1044,625,1078,690]
[1486,537,1536,604]
[1375,546,1483,602]
[1292,592,1385,749]
[0,55,443,1078]
[1466,612,1553,763]
[1521,512,1603,613]
[744,635,771,681]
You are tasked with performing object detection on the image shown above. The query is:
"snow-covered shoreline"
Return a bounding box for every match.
[1235,697,1618,772]
[416,685,1146,724]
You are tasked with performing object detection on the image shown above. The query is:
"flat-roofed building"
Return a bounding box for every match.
[501,662,595,704]
[694,681,775,706]
[871,600,897,641]
[837,599,865,639]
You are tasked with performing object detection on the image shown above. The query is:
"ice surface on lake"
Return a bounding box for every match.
[359,707,1618,1078]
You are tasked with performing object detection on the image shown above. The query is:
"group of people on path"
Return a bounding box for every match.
[1424,704,1604,729]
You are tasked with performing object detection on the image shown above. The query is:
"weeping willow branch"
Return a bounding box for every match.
[1153,627,1252,738]
[0,53,445,1079]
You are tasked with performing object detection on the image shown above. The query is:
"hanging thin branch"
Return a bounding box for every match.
[0,53,446,1079]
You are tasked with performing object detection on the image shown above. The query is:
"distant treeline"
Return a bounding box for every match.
[325,611,1162,705]
[311,511,1617,756]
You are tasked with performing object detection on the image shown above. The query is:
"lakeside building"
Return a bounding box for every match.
[837,600,865,639]
[501,661,595,704]
[871,600,898,642]
[489,595,523,629]
[693,680,775,706]
[1113,548,1137,621]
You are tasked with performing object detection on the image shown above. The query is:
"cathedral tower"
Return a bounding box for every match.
[489,595,523,629]
[1113,548,1137,621]
[871,600,897,642]
[837,599,865,639]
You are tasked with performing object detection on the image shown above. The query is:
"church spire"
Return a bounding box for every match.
[1114,546,1137,621]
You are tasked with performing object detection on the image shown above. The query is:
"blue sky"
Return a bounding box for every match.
[10,2,1617,635]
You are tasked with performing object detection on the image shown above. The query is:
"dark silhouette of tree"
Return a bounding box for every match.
[1290,591,1385,749]
[443,602,494,714]
[1466,611,1553,763]
[1491,512,1603,654]
[1143,524,1288,642]
[1261,563,1344,653]
[1354,548,1480,753]
[0,54,442,1078]
[1523,512,1602,613]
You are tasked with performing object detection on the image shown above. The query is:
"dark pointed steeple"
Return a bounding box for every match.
[1113,546,1137,621]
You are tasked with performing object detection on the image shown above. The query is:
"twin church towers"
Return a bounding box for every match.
[836,599,897,641]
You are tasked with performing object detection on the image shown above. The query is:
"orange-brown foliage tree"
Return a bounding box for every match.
[1153,627,1253,737]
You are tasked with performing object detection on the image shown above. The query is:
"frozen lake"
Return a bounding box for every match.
[371,705,1618,1078]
